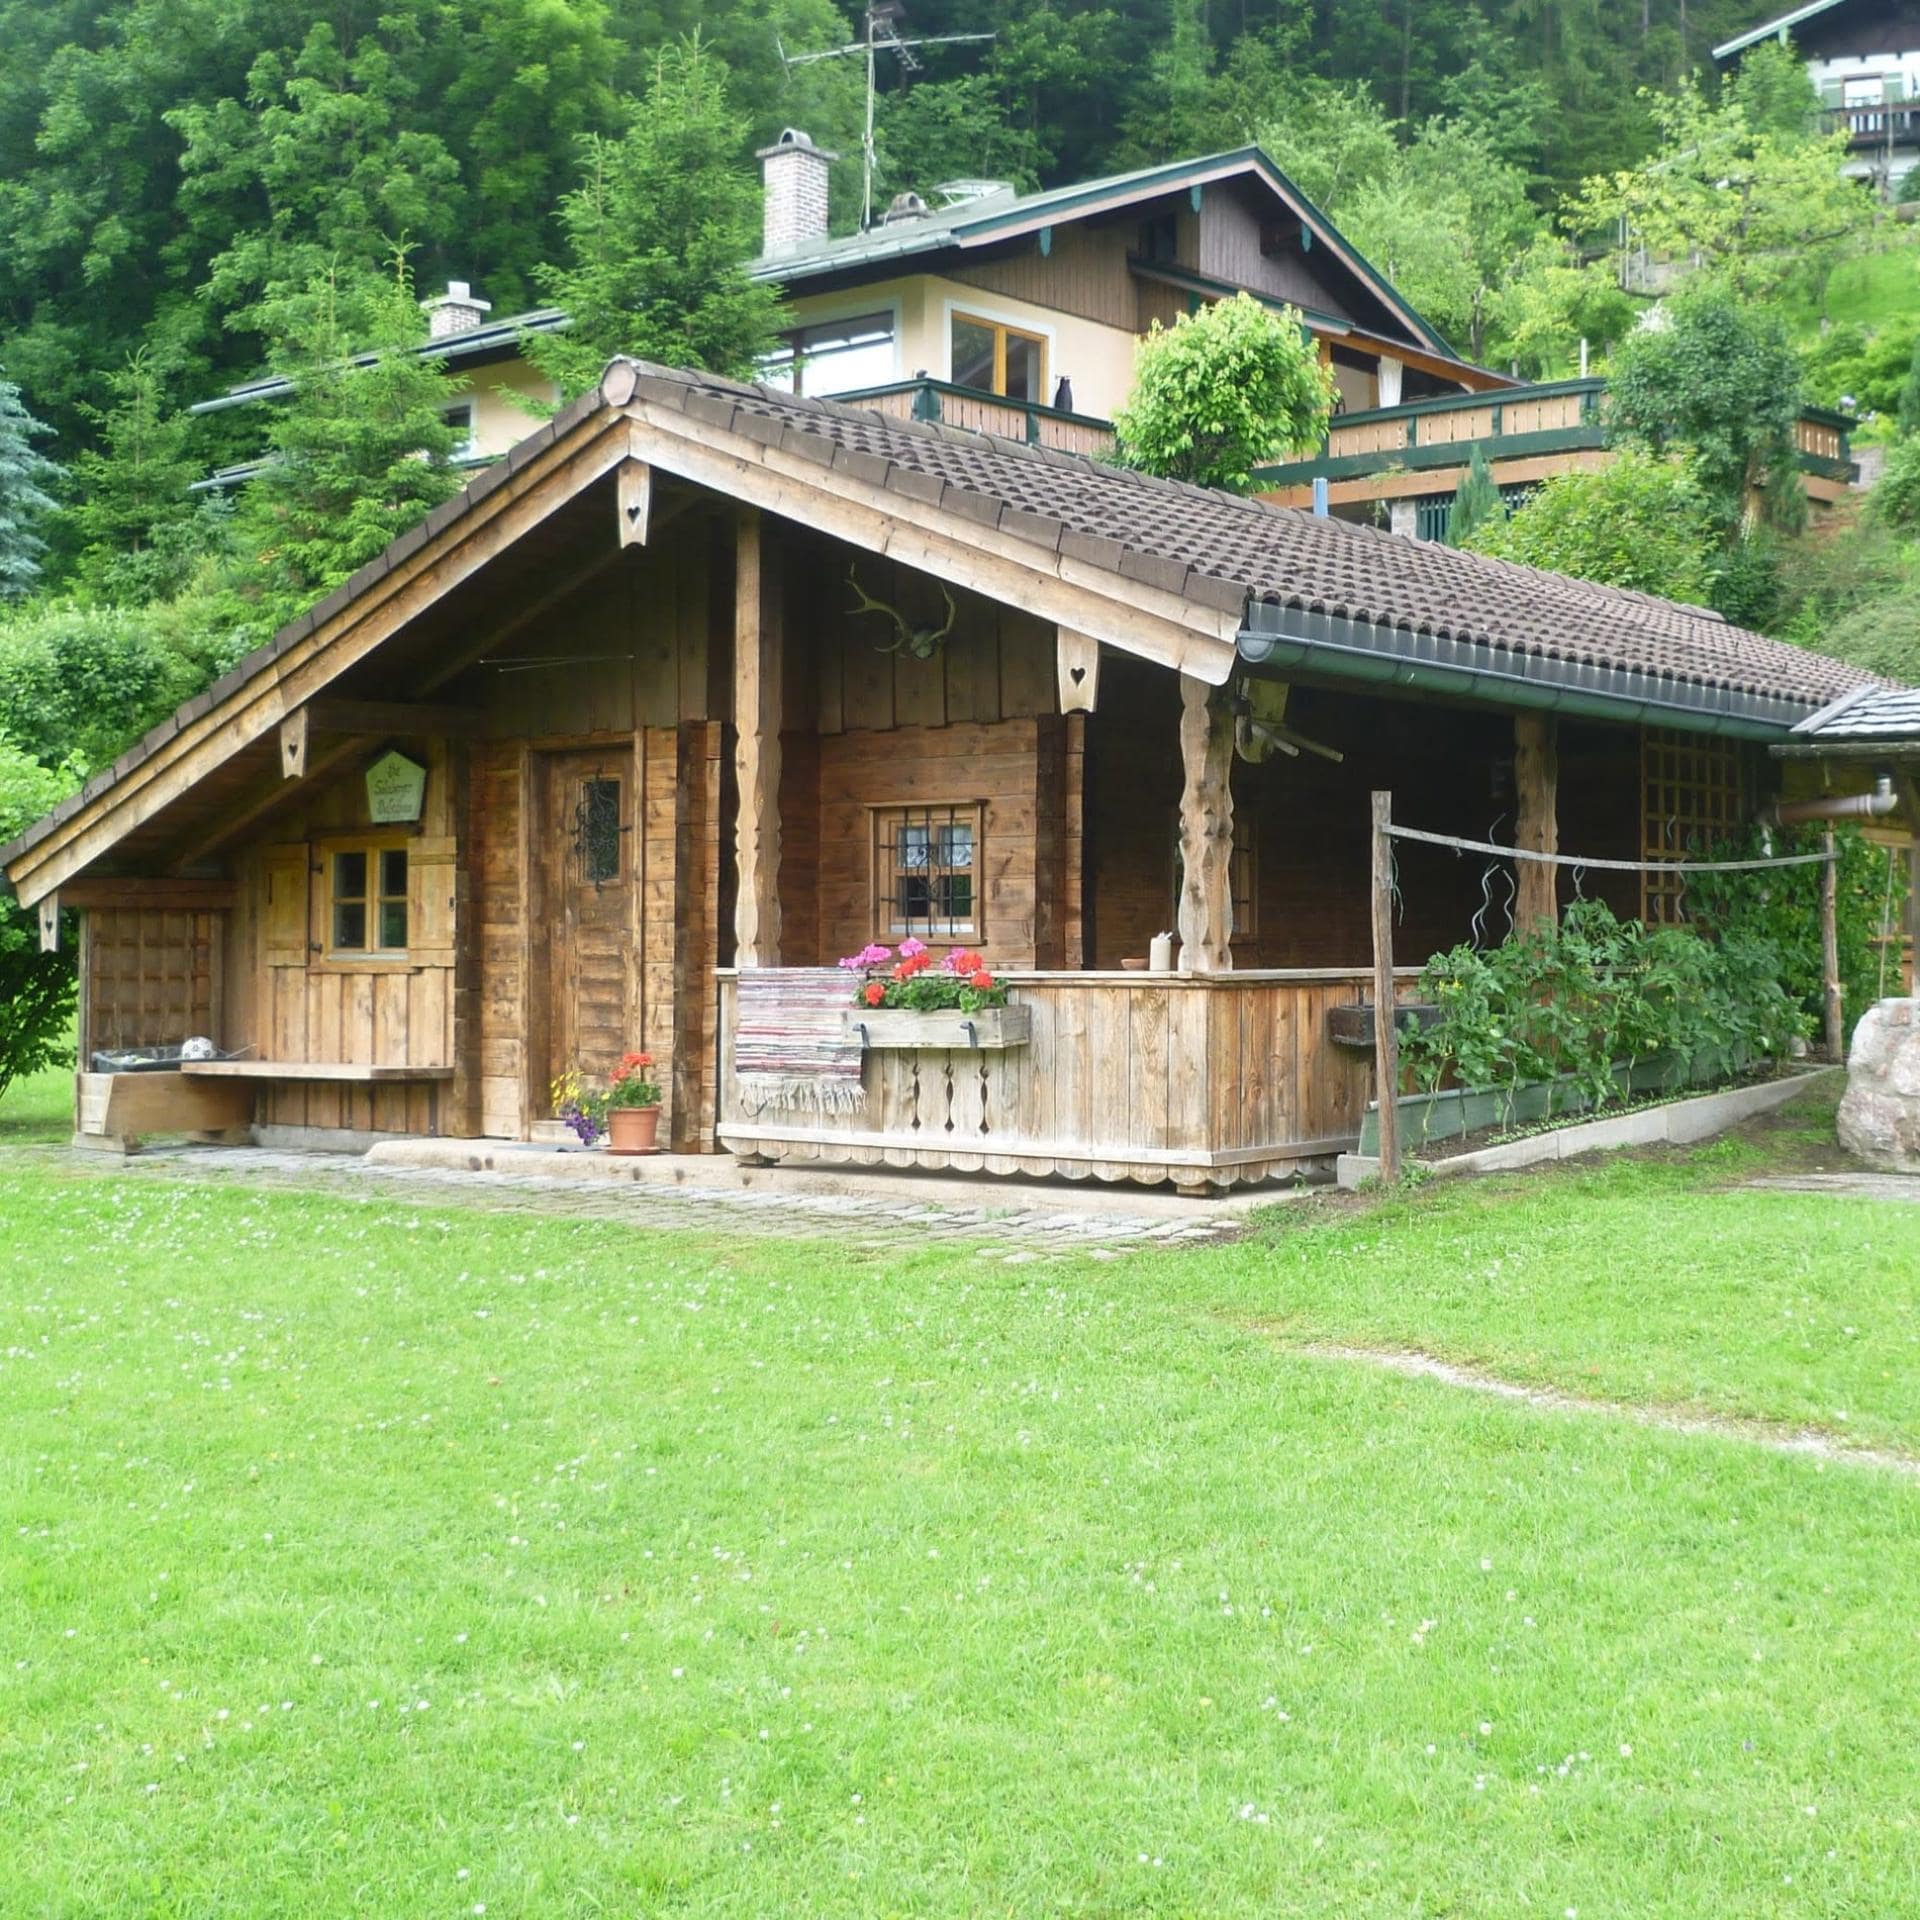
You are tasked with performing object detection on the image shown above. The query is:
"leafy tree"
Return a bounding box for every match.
[1112,293,1335,493]
[1253,79,1399,214]
[1463,451,1721,603]
[878,76,1042,200]
[0,367,59,599]
[1871,436,1920,535]
[1341,119,1540,356]
[0,733,79,1098]
[168,16,465,341]
[66,351,201,602]
[1484,233,1634,379]
[528,37,782,396]
[0,598,203,767]
[238,261,464,626]
[1900,335,1920,439]
[1722,37,1820,146]
[1447,446,1506,547]
[1564,73,1872,309]
[1813,567,1920,678]
[1606,285,1807,533]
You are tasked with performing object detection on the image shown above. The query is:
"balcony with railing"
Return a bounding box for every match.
[1255,379,1857,502]
[1816,101,1920,152]
[840,378,1116,457]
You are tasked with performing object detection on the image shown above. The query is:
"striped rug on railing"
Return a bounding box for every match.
[733,968,867,1113]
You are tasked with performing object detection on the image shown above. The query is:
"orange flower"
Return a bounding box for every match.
[970,969,994,990]
[864,981,886,1007]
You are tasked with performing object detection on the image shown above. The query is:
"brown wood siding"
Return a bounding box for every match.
[718,967,1411,1188]
[473,740,529,1137]
[84,908,220,1053]
[947,225,1138,331]
[1197,181,1359,319]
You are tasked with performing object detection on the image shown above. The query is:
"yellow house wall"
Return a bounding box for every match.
[782,271,1142,418]
[462,354,563,459]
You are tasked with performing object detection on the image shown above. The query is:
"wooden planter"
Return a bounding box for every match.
[842,1005,1032,1050]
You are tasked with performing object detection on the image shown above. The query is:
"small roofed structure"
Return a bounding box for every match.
[2,361,1881,1180]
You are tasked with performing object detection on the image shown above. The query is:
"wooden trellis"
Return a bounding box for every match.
[1640,729,1750,924]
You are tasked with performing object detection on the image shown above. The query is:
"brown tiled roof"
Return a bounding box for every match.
[617,362,1872,712]
[1,360,1880,876]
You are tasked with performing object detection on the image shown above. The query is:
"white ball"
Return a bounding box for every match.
[179,1036,216,1061]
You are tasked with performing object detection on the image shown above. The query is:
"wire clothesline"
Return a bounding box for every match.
[1382,823,1837,876]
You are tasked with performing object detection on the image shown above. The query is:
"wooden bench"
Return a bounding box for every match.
[77,1061,453,1151]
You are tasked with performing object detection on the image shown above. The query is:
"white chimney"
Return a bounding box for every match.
[756,129,837,257]
[422,280,493,340]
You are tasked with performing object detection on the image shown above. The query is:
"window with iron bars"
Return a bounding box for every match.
[872,803,984,940]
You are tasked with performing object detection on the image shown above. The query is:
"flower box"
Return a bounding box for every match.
[842,1005,1032,1051]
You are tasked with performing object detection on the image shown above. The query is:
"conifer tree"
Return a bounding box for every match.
[529,36,782,396]
[1447,445,1506,547]
[68,350,202,603]
[240,257,463,626]
[0,369,60,600]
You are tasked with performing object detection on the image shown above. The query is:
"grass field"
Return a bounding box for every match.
[1,1091,1916,1916]
[0,1057,71,1144]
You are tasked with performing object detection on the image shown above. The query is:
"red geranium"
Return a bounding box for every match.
[863,981,886,1006]
[969,969,994,990]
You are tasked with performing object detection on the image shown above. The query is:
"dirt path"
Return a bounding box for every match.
[1295,1341,1920,1480]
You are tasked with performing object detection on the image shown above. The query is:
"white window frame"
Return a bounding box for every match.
[758,295,903,397]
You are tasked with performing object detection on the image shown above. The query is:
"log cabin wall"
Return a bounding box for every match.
[227,736,462,1137]
[1083,664,1651,969]
[779,544,1080,969]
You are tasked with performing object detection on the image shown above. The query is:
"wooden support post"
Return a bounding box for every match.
[1175,673,1234,972]
[1821,829,1845,1059]
[1056,629,1101,714]
[733,510,783,967]
[278,707,309,781]
[1370,790,1400,1181]
[37,892,59,953]
[1513,712,1559,930]
[617,458,652,547]
[1896,773,1920,995]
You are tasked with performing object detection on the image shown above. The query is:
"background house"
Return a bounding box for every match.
[1715,0,1920,197]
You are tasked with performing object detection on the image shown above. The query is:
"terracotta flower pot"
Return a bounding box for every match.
[606,1104,661,1155]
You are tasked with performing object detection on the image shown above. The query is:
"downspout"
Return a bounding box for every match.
[1764,776,1900,826]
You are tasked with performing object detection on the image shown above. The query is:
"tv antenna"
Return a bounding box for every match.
[779,2,995,231]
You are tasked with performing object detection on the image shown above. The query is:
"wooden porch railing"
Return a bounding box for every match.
[716,968,1419,1190]
[843,380,1116,457]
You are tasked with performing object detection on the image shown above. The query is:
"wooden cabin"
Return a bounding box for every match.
[2,362,1874,1188]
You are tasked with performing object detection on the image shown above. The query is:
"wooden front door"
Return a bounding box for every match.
[535,749,637,1098]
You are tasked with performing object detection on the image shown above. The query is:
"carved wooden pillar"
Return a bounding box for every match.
[1514,711,1560,930]
[732,511,782,966]
[1176,673,1234,972]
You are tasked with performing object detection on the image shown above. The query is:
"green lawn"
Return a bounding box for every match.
[2,1097,1917,1916]
[0,1056,72,1144]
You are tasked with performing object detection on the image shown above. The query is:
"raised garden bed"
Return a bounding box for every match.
[1358,1044,1756,1155]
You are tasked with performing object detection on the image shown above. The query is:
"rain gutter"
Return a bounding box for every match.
[1235,600,1808,741]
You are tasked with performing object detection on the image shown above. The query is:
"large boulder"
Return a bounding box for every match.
[1837,998,1920,1171]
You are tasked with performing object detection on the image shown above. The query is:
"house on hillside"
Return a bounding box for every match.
[5,359,1884,1185]
[1715,0,1920,197]
[192,135,1859,543]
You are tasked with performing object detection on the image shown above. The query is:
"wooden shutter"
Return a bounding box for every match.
[407,835,457,966]
[262,844,309,967]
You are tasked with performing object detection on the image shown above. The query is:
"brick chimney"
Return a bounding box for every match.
[421,280,492,340]
[756,129,837,257]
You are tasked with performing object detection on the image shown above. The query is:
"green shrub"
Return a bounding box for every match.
[0,735,79,1097]
[1400,898,1807,1108]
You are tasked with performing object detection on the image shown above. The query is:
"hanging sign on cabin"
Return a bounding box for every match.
[365,749,427,824]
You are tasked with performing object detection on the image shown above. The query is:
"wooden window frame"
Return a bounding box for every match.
[948,308,1049,403]
[313,831,415,972]
[869,802,987,943]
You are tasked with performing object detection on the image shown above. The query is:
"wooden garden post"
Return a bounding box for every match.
[1513,712,1559,929]
[1370,789,1400,1181]
[733,510,782,967]
[1175,673,1234,972]
[1821,830,1845,1061]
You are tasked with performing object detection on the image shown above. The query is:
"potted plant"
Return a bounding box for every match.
[604,1051,663,1154]
[836,940,1031,1049]
[549,1070,607,1147]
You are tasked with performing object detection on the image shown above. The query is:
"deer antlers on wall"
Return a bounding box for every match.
[846,564,958,659]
